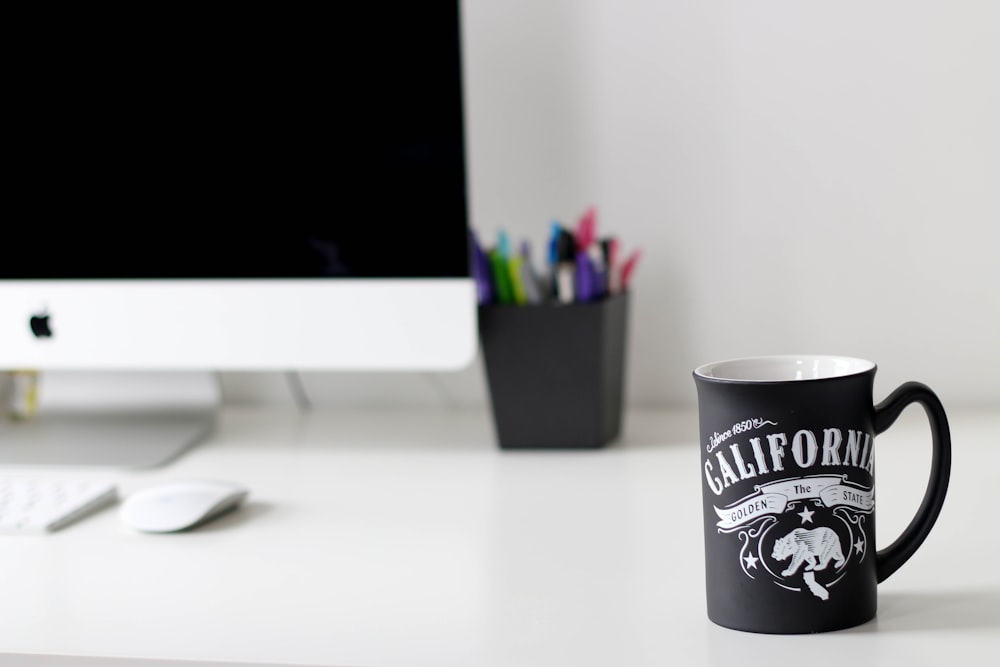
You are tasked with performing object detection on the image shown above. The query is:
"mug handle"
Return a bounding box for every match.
[873,381,952,583]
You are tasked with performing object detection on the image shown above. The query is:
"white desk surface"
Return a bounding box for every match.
[0,406,996,667]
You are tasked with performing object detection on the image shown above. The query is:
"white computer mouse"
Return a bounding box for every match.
[119,480,249,533]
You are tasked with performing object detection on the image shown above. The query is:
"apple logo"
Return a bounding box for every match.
[29,309,53,338]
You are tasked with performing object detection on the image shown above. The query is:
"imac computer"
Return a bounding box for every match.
[0,4,476,467]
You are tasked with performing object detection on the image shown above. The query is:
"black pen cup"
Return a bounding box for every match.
[478,293,629,449]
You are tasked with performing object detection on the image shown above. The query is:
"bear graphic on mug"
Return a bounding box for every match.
[771,526,847,577]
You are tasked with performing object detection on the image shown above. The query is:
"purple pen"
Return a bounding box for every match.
[575,251,595,302]
[470,231,494,304]
[587,243,607,298]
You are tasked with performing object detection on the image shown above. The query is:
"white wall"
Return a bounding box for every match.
[225,0,999,410]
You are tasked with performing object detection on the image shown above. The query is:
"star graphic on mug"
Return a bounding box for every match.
[855,537,865,554]
[797,506,815,524]
[744,553,759,569]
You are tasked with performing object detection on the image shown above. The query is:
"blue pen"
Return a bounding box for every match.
[547,222,561,266]
[498,229,511,259]
[546,222,563,300]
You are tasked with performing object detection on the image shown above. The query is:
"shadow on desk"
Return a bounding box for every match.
[192,501,273,533]
[846,588,1000,633]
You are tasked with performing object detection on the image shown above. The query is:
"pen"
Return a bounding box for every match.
[576,207,606,298]
[546,221,563,300]
[507,253,528,305]
[555,228,576,303]
[489,247,515,304]
[575,205,597,250]
[620,248,642,292]
[575,250,596,302]
[519,240,543,304]
[498,229,512,260]
[469,230,493,305]
[472,214,638,306]
[601,236,620,294]
[587,243,606,298]
[495,228,524,304]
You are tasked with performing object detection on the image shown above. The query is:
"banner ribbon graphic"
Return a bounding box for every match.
[715,476,873,530]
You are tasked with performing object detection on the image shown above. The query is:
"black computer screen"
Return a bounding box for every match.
[6,3,469,279]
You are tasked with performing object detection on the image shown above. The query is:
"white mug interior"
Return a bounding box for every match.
[694,355,875,382]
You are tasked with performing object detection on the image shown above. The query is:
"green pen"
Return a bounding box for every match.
[507,255,528,305]
[489,248,514,304]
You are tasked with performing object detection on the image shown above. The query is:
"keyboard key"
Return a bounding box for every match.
[0,477,117,533]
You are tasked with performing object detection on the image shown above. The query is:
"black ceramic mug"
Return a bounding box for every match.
[693,355,950,634]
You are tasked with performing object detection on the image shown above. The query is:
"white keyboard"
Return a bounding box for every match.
[0,477,118,534]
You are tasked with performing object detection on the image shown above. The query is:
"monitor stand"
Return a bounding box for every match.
[0,371,219,469]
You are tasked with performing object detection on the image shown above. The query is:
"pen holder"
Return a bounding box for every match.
[479,293,629,449]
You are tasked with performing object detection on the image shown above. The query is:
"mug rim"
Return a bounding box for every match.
[693,354,876,383]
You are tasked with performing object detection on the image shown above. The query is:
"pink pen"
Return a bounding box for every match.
[620,248,642,291]
[575,206,597,250]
